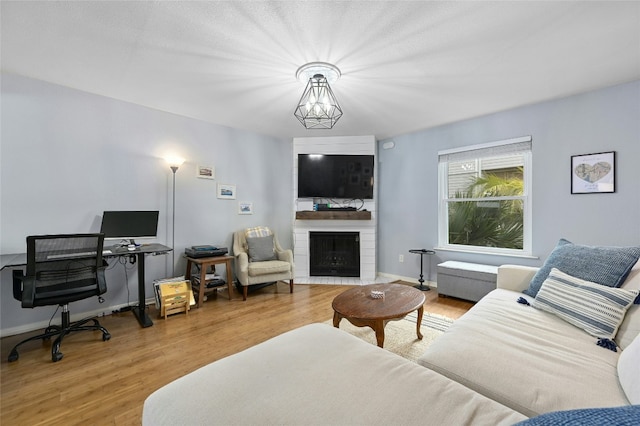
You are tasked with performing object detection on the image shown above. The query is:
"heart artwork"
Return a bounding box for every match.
[574,162,612,183]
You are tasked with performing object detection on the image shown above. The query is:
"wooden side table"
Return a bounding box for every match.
[184,255,234,307]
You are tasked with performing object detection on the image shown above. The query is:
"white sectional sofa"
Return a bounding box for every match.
[419,261,640,418]
[143,239,640,425]
[143,323,527,425]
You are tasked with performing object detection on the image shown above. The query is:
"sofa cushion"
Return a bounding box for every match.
[247,260,290,277]
[617,261,640,350]
[515,405,640,425]
[417,288,629,417]
[523,239,640,298]
[532,268,639,340]
[618,333,640,404]
[143,324,527,425]
[246,235,277,262]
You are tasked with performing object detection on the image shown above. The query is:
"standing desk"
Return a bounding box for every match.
[0,243,172,328]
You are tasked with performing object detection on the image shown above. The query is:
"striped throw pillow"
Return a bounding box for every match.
[533,268,639,339]
[245,226,272,239]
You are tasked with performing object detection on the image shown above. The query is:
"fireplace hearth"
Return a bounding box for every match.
[309,232,360,277]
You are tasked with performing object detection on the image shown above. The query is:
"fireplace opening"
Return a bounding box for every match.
[309,232,360,277]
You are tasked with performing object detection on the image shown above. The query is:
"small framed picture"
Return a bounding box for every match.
[217,184,236,199]
[196,165,215,179]
[571,151,615,194]
[238,202,253,215]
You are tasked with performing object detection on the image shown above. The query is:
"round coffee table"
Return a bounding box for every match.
[332,283,425,348]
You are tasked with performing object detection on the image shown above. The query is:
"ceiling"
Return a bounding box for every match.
[2,1,639,140]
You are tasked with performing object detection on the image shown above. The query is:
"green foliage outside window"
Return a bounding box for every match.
[448,172,524,249]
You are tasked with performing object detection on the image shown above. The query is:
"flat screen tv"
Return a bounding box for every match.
[297,154,374,199]
[100,210,159,244]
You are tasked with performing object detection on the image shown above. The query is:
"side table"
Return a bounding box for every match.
[409,249,436,291]
[184,255,234,307]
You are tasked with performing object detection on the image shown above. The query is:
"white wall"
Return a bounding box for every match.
[377,80,640,283]
[0,73,293,335]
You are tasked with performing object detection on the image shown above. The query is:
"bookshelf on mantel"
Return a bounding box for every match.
[295,210,372,220]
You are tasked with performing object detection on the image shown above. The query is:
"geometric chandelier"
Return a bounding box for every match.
[294,62,343,129]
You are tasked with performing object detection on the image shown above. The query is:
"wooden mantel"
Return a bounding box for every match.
[295,210,372,220]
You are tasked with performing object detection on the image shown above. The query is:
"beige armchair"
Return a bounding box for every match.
[232,227,294,301]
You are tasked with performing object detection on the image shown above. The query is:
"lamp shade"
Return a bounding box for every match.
[294,74,343,129]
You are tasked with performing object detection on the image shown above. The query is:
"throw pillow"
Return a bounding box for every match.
[245,226,272,239]
[515,405,640,425]
[246,235,277,262]
[523,238,640,297]
[618,333,640,404]
[532,268,639,339]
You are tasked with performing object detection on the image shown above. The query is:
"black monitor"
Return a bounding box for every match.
[100,211,159,245]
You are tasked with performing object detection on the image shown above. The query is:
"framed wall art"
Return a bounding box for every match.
[217,184,236,199]
[571,151,615,194]
[238,202,253,215]
[196,165,215,179]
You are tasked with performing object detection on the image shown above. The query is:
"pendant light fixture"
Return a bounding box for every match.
[294,62,343,129]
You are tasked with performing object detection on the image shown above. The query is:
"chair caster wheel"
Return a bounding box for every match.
[8,349,19,362]
[52,352,63,362]
[103,332,111,341]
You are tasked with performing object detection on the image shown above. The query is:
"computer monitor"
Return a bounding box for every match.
[100,211,159,245]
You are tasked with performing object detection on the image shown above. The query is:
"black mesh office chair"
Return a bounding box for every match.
[9,234,111,362]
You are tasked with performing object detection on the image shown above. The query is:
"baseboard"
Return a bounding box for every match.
[377,272,437,288]
[0,298,156,338]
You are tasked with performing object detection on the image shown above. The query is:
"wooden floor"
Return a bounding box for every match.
[1,282,473,425]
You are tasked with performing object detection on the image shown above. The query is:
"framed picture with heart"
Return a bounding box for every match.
[571,151,615,194]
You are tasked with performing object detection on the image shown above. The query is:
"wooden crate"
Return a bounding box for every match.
[159,280,194,319]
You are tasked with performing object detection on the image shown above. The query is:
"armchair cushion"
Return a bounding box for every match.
[246,235,277,262]
[248,260,290,277]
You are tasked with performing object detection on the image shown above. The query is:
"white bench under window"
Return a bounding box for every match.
[436,261,498,302]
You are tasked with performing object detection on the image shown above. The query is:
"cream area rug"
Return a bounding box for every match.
[325,312,454,362]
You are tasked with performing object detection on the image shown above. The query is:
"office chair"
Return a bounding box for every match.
[9,233,111,362]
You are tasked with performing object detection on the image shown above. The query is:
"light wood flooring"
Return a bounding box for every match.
[1,282,473,425]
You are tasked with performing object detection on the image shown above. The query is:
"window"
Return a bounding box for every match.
[438,136,532,256]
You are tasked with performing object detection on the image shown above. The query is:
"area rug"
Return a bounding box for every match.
[324,312,454,362]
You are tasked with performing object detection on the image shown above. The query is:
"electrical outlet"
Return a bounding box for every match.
[399,254,404,263]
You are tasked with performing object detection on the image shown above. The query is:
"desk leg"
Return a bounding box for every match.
[132,252,153,328]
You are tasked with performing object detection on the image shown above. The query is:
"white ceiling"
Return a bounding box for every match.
[2,1,639,140]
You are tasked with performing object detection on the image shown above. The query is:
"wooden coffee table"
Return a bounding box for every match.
[332,283,425,348]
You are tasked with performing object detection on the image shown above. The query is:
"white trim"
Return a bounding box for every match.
[438,135,532,156]
[438,137,533,255]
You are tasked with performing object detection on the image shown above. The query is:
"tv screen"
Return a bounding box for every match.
[297,154,374,199]
[100,211,159,243]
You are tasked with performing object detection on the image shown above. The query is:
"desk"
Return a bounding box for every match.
[184,255,234,307]
[1,244,172,328]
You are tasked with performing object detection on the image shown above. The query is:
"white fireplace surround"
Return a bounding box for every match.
[293,136,377,283]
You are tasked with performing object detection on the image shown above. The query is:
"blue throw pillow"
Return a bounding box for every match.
[516,405,640,425]
[523,239,640,298]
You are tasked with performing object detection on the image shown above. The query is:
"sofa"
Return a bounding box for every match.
[419,254,640,417]
[143,240,640,424]
[143,323,527,425]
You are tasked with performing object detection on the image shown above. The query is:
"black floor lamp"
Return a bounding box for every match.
[166,156,184,275]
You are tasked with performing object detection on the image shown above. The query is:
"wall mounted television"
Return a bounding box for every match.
[297,154,374,199]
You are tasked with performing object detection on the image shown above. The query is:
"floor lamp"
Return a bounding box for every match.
[166,157,184,275]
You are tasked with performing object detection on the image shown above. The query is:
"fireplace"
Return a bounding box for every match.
[309,232,360,277]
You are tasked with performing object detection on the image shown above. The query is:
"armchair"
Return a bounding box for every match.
[9,233,111,362]
[232,227,294,301]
